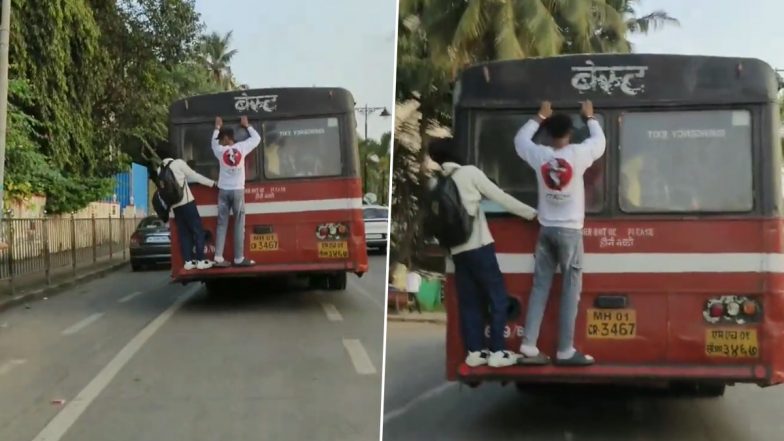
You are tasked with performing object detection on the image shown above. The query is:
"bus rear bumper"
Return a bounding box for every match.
[456,362,779,387]
[172,261,365,283]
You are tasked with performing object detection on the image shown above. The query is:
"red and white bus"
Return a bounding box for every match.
[445,54,784,396]
[167,87,368,291]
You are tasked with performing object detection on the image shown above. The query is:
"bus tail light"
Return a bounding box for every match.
[708,303,724,318]
[703,295,761,325]
[315,222,349,241]
[742,300,758,316]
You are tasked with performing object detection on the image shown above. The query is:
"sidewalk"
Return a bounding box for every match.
[387,310,446,324]
[0,255,130,312]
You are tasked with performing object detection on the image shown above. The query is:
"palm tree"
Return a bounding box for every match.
[414,0,628,74]
[593,0,679,52]
[409,0,677,75]
[198,31,239,90]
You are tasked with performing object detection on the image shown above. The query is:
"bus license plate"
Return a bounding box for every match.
[586,309,636,339]
[250,233,279,251]
[318,241,348,258]
[705,328,759,358]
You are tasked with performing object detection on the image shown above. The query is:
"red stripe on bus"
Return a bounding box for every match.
[190,177,362,203]
[488,218,784,253]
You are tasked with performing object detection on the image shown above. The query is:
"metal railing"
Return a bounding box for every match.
[0,215,141,294]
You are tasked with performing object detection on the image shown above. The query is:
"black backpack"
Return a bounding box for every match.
[157,159,184,207]
[151,190,170,223]
[425,168,473,248]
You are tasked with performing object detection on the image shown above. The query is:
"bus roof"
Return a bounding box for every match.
[169,87,356,121]
[456,54,778,109]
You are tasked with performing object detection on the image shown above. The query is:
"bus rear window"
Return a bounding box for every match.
[474,113,605,212]
[263,117,342,179]
[619,110,753,213]
[181,123,259,182]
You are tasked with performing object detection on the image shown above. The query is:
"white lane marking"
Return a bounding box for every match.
[347,278,385,310]
[342,339,377,375]
[118,291,143,303]
[190,197,364,218]
[321,303,343,322]
[0,359,27,376]
[383,382,455,423]
[61,313,104,336]
[31,287,198,441]
[445,252,784,274]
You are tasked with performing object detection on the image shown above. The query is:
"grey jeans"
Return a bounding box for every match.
[523,226,584,353]
[215,189,246,262]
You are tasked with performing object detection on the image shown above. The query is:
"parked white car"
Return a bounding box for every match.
[363,205,389,251]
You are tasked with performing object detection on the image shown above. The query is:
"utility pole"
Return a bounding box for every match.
[0,0,10,249]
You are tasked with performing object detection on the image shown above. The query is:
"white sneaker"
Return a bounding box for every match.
[183,261,197,271]
[196,260,213,270]
[488,350,521,368]
[465,350,490,367]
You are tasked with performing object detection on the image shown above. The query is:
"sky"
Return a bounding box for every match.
[194,0,397,141]
[629,0,784,71]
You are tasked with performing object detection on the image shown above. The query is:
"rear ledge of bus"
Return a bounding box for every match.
[456,363,777,387]
[172,261,367,283]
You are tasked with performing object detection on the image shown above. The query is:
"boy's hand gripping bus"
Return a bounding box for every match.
[167,87,368,291]
[446,54,784,396]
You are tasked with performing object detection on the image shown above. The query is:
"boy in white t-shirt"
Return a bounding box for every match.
[513,100,606,366]
[211,115,261,267]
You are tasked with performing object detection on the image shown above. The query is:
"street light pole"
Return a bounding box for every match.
[0,0,10,248]
[0,0,11,249]
[364,104,368,140]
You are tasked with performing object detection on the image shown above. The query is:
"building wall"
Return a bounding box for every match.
[107,163,149,216]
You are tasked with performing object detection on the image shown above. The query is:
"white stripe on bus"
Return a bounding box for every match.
[172,197,363,218]
[445,253,784,274]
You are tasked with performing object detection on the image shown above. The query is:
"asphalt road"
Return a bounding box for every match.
[382,322,784,441]
[0,255,387,441]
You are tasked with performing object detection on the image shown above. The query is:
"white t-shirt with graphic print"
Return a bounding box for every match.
[513,118,606,230]
[211,126,262,191]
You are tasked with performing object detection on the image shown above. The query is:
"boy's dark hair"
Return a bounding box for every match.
[427,137,464,165]
[156,143,175,160]
[217,127,235,142]
[542,114,573,139]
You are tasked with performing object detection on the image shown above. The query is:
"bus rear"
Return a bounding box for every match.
[446,54,784,394]
[168,88,368,289]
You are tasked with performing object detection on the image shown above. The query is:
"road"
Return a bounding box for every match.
[383,322,784,441]
[0,255,387,441]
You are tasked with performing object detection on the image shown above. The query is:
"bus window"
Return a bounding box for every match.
[263,117,342,179]
[474,113,605,212]
[619,110,752,213]
[181,123,259,182]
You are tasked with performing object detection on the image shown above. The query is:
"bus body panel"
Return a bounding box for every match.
[170,178,368,281]
[445,219,784,386]
[167,88,368,283]
[447,54,783,387]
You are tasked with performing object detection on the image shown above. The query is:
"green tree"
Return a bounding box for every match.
[593,0,679,52]
[10,0,111,176]
[409,0,678,78]
[7,0,222,213]
[91,0,205,161]
[4,78,114,212]
[198,31,239,90]
[359,134,392,204]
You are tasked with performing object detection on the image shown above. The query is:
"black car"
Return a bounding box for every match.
[130,216,171,271]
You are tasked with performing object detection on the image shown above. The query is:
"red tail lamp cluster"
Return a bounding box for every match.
[703,295,761,324]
